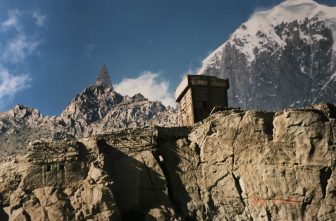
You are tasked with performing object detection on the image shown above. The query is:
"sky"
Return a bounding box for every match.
[0,0,335,115]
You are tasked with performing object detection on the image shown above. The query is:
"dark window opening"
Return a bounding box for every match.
[59,164,65,171]
[122,210,145,221]
[197,101,207,110]
[202,101,207,109]
[46,165,51,172]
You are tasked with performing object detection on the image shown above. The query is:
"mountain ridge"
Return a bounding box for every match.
[197,0,336,111]
[0,69,179,156]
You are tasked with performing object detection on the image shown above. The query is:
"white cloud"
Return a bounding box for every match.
[1,9,21,30]
[0,9,45,63]
[0,8,44,108]
[114,72,176,107]
[1,9,43,63]
[2,34,40,63]
[0,67,30,107]
[32,10,46,26]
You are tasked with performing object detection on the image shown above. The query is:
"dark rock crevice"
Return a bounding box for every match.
[22,210,32,221]
[319,167,332,198]
[0,206,8,221]
[300,202,308,218]
[262,112,275,140]
[207,173,230,192]
[154,127,199,221]
[232,173,246,207]
[231,114,244,171]
[266,208,272,221]
[153,144,195,221]
[153,148,189,221]
[232,172,255,221]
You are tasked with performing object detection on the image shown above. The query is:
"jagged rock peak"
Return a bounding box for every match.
[7,104,41,119]
[96,64,113,89]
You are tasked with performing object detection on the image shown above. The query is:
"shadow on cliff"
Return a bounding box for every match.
[0,207,8,221]
[97,138,178,221]
[156,127,197,221]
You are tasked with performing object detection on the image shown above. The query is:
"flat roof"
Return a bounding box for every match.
[175,75,229,102]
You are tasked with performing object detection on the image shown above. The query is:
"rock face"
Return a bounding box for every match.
[96,65,113,89]
[0,140,120,221]
[156,103,336,220]
[0,103,335,220]
[60,84,124,136]
[60,84,179,137]
[86,93,179,136]
[0,104,71,157]
[197,0,336,111]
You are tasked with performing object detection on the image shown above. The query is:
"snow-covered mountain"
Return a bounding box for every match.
[197,0,336,110]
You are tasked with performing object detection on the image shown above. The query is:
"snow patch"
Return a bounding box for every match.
[321,72,336,90]
[197,43,226,75]
[312,34,327,41]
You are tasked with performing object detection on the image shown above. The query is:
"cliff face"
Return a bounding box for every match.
[157,103,335,220]
[0,103,335,221]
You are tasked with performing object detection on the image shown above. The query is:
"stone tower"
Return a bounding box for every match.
[96,65,113,89]
[175,75,229,126]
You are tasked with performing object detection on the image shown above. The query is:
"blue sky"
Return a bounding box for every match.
[0,0,335,115]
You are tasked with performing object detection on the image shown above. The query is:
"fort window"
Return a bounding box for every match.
[202,101,207,109]
[175,75,229,126]
[59,164,65,171]
[46,165,51,172]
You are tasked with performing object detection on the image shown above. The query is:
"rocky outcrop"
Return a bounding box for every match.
[197,0,336,111]
[86,93,179,136]
[61,84,179,137]
[0,103,335,220]
[0,104,71,157]
[0,140,120,221]
[60,84,124,136]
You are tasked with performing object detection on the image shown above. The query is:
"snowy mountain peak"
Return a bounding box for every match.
[197,0,336,68]
[281,0,319,7]
[272,0,335,22]
[197,0,336,111]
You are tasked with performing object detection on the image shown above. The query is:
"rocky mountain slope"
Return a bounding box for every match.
[197,0,336,111]
[60,67,179,137]
[0,104,71,157]
[0,67,179,156]
[0,103,335,220]
[85,93,179,136]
